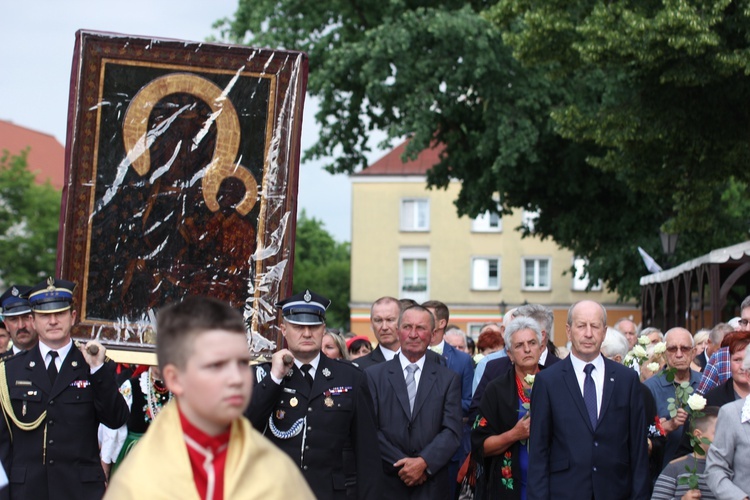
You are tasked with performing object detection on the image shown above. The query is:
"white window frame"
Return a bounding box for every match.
[467,323,484,341]
[471,256,501,291]
[399,247,430,301]
[572,257,603,291]
[400,198,430,232]
[521,208,540,234]
[522,257,551,291]
[471,211,502,233]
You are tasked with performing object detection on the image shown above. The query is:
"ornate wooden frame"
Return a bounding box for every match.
[58,30,307,357]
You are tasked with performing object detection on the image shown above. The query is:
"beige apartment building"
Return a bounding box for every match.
[349,141,640,345]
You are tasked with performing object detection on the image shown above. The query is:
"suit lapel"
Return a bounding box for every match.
[442,342,454,367]
[309,355,334,400]
[411,362,435,420]
[561,357,595,433]
[372,348,386,363]
[50,347,86,399]
[598,358,616,423]
[386,359,411,419]
[287,365,310,398]
[26,346,51,393]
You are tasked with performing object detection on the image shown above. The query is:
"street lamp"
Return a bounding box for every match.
[659,230,679,268]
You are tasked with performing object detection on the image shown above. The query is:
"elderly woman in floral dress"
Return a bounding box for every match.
[471,317,543,500]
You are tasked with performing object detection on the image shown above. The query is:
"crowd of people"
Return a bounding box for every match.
[1,278,750,500]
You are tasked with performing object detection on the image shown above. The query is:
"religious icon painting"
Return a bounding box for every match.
[58,30,308,356]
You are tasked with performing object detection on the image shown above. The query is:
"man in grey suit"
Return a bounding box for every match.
[528,300,649,500]
[356,297,445,370]
[366,305,462,499]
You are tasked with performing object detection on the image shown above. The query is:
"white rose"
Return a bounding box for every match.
[687,393,707,412]
[524,374,536,386]
[632,345,647,358]
[653,342,667,354]
[638,336,651,346]
[647,362,660,373]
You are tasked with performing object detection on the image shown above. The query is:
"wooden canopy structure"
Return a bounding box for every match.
[640,241,750,332]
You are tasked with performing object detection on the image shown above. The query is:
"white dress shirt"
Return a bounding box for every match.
[38,340,73,372]
[398,353,426,388]
[379,344,399,361]
[569,352,605,418]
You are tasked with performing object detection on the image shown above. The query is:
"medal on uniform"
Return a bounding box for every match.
[276,409,286,420]
[324,396,334,407]
[290,397,298,407]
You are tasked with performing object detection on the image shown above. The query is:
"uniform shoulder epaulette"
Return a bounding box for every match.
[0,350,27,364]
[333,358,364,372]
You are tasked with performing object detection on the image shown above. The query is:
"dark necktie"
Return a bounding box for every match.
[300,364,313,387]
[405,364,418,414]
[583,363,597,428]
[47,351,59,385]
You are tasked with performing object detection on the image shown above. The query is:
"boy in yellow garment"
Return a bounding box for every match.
[105,297,314,500]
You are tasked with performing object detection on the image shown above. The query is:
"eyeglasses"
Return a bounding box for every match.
[739,319,749,327]
[665,345,693,353]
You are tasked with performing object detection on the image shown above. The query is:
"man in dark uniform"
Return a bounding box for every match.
[246,289,382,499]
[0,277,129,500]
[0,285,38,357]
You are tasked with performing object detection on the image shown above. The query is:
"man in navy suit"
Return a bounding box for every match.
[528,300,649,500]
[366,305,461,499]
[422,300,474,497]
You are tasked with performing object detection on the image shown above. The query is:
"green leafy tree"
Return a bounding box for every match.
[0,149,61,286]
[292,210,350,329]
[487,0,750,287]
[216,0,750,299]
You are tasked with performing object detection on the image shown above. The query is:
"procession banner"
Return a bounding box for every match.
[58,30,307,360]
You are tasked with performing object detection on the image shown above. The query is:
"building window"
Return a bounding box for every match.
[472,257,501,290]
[523,257,551,291]
[401,199,429,231]
[400,247,429,302]
[402,258,428,292]
[522,208,540,233]
[467,323,484,341]
[471,211,502,232]
[572,257,602,291]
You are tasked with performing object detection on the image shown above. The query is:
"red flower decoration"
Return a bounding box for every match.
[654,416,666,436]
[504,451,512,459]
[478,417,487,428]
[501,466,512,479]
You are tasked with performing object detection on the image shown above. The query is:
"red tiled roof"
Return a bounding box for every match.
[357,139,444,176]
[0,120,64,189]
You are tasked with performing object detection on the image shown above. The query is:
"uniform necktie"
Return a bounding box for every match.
[47,351,59,384]
[583,363,597,428]
[405,364,419,414]
[300,364,313,387]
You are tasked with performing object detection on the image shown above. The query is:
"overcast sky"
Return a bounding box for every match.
[0,0,379,242]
